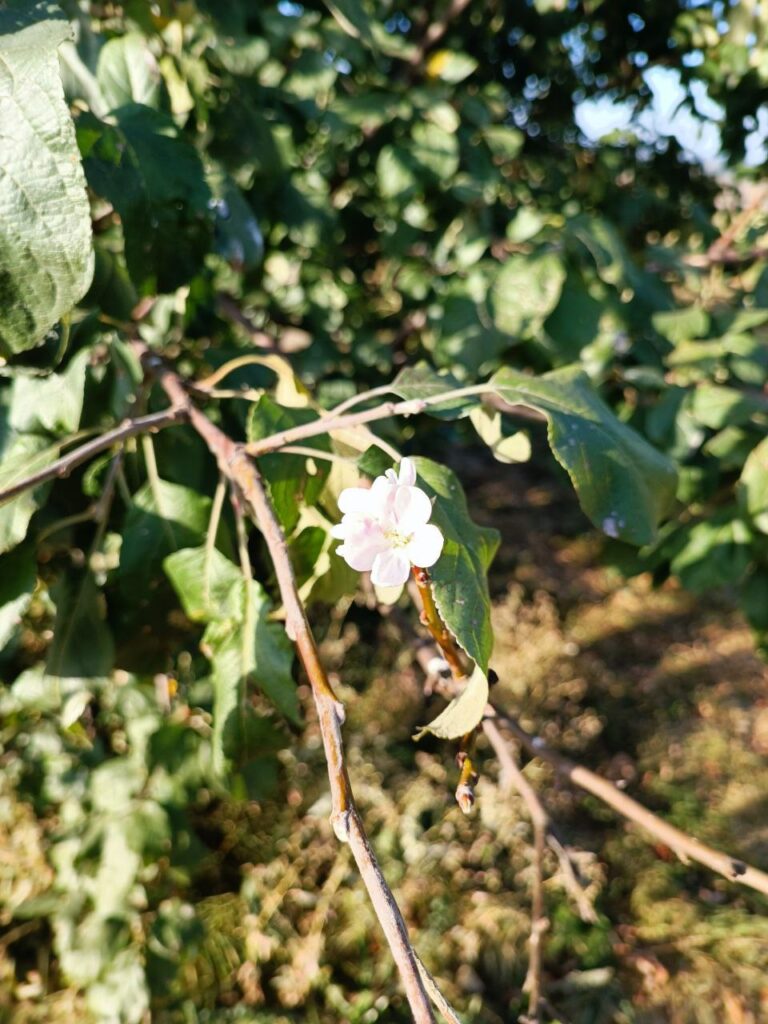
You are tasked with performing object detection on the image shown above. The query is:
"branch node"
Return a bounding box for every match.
[331,809,352,844]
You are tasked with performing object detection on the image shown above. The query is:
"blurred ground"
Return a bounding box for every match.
[3,453,768,1024]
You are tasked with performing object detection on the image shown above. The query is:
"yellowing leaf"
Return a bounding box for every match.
[414,666,489,740]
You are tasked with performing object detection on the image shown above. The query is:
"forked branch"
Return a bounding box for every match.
[490,706,768,898]
[135,345,453,1024]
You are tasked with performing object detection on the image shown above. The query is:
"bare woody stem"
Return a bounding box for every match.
[491,706,768,898]
[244,385,494,457]
[0,407,186,506]
[136,346,437,1024]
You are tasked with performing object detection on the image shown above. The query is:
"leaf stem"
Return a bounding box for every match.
[203,474,227,611]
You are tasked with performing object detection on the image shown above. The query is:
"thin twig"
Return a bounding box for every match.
[484,718,546,1022]
[244,384,494,457]
[135,343,443,1024]
[489,706,768,898]
[203,474,228,610]
[279,444,357,465]
[324,384,395,418]
[0,408,185,507]
[483,719,596,924]
[414,953,463,1024]
[407,0,473,69]
[216,293,276,350]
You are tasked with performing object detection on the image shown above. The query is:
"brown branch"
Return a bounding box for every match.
[244,383,492,456]
[483,719,596,925]
[216,293,277,350]
[407,0,473,70]
[411,567,465,679]
[0,407,186,507]
[490,706,768,898]
[134,344,441,1024]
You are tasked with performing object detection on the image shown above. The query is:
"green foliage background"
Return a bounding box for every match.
[1,0,768,1021]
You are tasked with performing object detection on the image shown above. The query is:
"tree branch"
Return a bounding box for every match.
[0,407,186,507]
[244,384,494,456]
[482,718,597,925]
[134,344,443,1024]
[407,0,473,70]
[490,706,768,898]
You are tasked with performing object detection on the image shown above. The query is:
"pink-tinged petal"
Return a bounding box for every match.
[338,487,373,514]
[330,522,347,539]
[384,468,398,484]
[394,485,432,532]
[369,475,397,519]
[371,548,411,587]
[398,457,416,487]
[338,522,389,571]
[405,523,444,568]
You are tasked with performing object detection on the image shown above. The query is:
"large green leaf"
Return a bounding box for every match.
[491,252,566,337]
[46,573,114,681]
[96,33,162,112]
[0,1,94,355]
[0,543,36,650]
[0,429,60,554]
[247,397,330,534]
[491,366,677,545]
[738,436,768,535]
[164,546,298,772]
[79,104,211,294]
[117,479,212,594]
[9,348,90,436]
[412,458,500,671]
[391,362,477,420]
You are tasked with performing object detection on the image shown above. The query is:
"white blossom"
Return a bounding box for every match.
[331,457,444,587]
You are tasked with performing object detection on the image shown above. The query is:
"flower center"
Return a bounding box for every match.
[383,527,412,549]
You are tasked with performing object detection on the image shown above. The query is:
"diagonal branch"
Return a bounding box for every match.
[0,407,186,507]
[490,706,768,898]
[483,718,597,925]
[134,344,447,1024]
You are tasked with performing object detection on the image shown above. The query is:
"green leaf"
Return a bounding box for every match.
[391,362,476,419]
[426,50,478,84]
[492,253,566,337]
[413,458,500,671]
[96,33,162,111]
[410,123,460,181]
[46,573,114,682]
[163,544,243,623]
[376,146,418,200]
[653,307,710,344]
[209,173,264,270]
[741,568,768,632]
[491,366,677,545]
[118,479,212,593]
[80,104,212,294]
[469,406,531,463]
[323,0,376,49]
[9,348,91,436]
[738,436,768,534]
[483,125,525,160]
[689,384,768,429]
[247,397,331,534]
[414,665,489,740]
[0,430,60,554]
[164,546,299,771]
[670,515,752,593]
[0,543,36,650]
[0,2,94,355]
